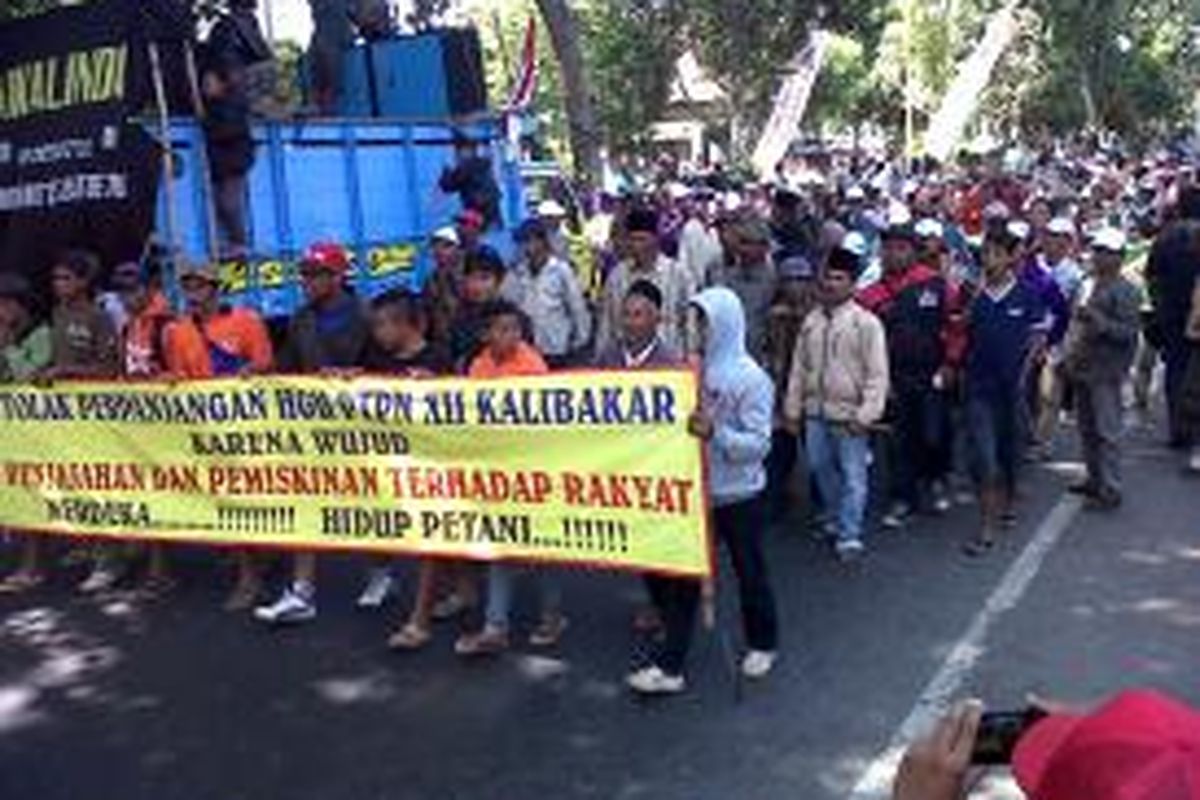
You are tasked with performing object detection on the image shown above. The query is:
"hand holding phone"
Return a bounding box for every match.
[970,707,1049,765]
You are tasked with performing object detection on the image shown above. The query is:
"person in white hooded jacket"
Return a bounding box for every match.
[627,286,780,695]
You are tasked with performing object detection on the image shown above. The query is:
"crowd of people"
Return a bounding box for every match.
[2,140,1200,698]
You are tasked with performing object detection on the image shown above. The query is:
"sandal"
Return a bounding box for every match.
[962,539,996,558]
[454,627,509,657]
[430,593,470,621]
[529,615,569,647]
[0,572,44,594]
[223,581,262,612]
[387,623,432,651]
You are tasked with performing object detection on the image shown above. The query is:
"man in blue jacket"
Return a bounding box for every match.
[627,286,779,695]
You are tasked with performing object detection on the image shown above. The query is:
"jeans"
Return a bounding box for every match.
[484,564,561,631]
[805,418,871,543]
[967,392,1022,492]
[650,494,778,676]
[1077,379,1124,494]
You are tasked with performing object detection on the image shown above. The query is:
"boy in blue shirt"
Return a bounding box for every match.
[963,225,1049,556]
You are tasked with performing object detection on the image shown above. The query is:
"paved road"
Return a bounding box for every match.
[1,421,1197,800]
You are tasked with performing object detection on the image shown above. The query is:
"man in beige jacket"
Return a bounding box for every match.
[784,247,890,561]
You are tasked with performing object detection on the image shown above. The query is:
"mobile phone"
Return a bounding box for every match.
[970,707,1049,765]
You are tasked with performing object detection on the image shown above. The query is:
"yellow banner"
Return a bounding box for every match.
[0,371,711,577]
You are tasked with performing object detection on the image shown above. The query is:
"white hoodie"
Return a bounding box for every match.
[691,287,774,507]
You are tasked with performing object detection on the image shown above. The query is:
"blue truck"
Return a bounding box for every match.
[152,31,528,318]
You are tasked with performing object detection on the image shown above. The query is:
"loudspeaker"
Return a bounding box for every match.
[340,28,488,118]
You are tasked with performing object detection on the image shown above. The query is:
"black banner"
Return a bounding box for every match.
[0,0,163,291]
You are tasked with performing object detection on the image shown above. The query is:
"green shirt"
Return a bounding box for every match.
[0,324,52,382]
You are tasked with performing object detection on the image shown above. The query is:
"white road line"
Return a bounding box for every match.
[847,494,1083,800]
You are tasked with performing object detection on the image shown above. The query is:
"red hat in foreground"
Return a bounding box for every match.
[1013,690,1200,800]
[300,242,351,274]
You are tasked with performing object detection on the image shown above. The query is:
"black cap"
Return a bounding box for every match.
[625,207,659,235]
[881,222,915,243]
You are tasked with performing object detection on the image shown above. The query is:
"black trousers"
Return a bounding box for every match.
[645,494,778,676]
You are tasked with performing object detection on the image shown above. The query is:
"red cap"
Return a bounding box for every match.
[456,209,485,231]
[300,241,351,273]
[1013,690,1200,800]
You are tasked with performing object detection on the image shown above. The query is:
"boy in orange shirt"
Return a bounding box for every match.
[455,300,567,655]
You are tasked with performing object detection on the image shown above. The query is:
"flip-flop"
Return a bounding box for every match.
[0,572,43,594]
[387,624,432,651]
[962,539,996,558]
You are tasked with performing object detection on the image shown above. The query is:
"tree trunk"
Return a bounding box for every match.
[535,0,602,184]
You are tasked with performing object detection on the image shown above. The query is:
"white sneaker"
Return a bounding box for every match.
[1188,449,1200,474]
[626,666,686,695]
[881,503,911,530]
[836,539,865,563]
[79,566,118,594]
[931,483,952,514]
[356,569,394,609]
[254,586,316,624]
[741,650,777,679]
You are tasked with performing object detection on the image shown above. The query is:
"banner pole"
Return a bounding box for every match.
[148,41,183,271]
[183,42,222,263]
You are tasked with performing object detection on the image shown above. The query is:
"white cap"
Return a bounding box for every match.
[1007,219,1032,241]
[666,182,690,201]
[1091,227,1128,252]
[887,201,913,227]
[846,185,866,201]
[537,199,567,218]
[431,226,460,246]
[914,218,945,240]
[722,192,743,213]
[1046,217,1077,237]
[842,231,869,257]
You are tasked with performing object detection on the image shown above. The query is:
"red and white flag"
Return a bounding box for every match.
[505,15,538,111]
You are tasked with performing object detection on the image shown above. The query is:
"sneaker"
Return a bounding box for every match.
[741,650,777,679]
[78,566,119,594]
[1084,490,1123,512]
[356,569,394,609]
[1188,449,1200,474]
[254,586,316,624]
[881,503,912,530]
[808,516,838,542]
[627,666,686,695]
[836,540,865,563]
[930,483,952,515]
[1068,480,1100,496]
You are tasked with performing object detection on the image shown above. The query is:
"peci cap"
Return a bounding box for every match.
[825,246,863,280]
[1013,690,1200,800]
[625,207,660,235]
[514,218,549,243]
[1090,227,1128,252]
[625,278,664,310]
[463,245,506,278]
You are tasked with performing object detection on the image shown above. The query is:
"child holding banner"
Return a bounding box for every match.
[25,251,123,594]
[163,260,274,610]
[454,300,561,656]
[627,286,779,695]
